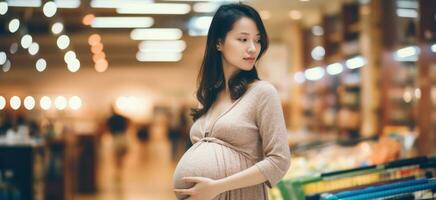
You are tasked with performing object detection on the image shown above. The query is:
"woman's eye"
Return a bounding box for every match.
[238,38,248,42]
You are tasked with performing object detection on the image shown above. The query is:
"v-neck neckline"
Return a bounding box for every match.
[202,81,261,137]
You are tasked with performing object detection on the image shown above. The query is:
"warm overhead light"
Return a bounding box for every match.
[21,35,33,49]
[64,51,77,63]
[394,46,419,62]
[396,0,418,9]
[24,96,36,110]
[51,22,64,34]
[136,52,182,62]
[0,96,5,110]
[294,72,305,84]
[139,40,187,53]
[43,1,57,17]
[10,43,18,54]
[345,56,366,69]
[0,2,8,15]
[92,52,106,63]
[69,96,82,110]
[57,35,70,49]
[91,17,154,28]
[162,0,238,3]
[90,0,153,8]
[289,10,302,20]
[28,42,40,55]
[7,0,41,7]
[82,14,95,26]
[326,63,344,75]
[54,0,81,8]
[55,96,67,110]
[91,43,103,54]
[36,58,47,72]
[396,8,418,18]
[67,59,80,72]
[95,59,109,72]
[2,60,11,72]
[193,2,219,13]
[40,96,52,110]
[88,34,101,46]
[117,3,191,15]
[0,51,6,65]
[312,26,324,36]
[8,18,20,33]
[304,66,325,81]
[311,46,325,61]
[130,28,183,40]
[10,96,21,110]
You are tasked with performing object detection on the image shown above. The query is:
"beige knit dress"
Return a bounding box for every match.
[173,80,291,200]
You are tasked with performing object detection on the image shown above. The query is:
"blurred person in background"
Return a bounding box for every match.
[106,106,129,182]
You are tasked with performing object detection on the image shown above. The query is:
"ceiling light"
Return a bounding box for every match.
[326,63,344,75]
[69,96,82,110]
[51,22,64,34]
[24,96,36,110]
[7,0,41,7]
[90,0,153,8]
[304,66,325,81]
[8,18,20,33]
[40,96,52,110]
[54,0,81,8]
[396,8,418,18]
[139,40,187,53]
[91,17,154,28]
[43,1,57,17]
[289,10,302,20]
[21,35,33,49]
[131,28,183,40]
[0,52,6,65]
[2,60,11,72]
[28,42,40,55]
[36,58,47,72]
[0,2,8,15]
[117,3,191,15]
[345,56,366,69]
[10,96,21,110]
[294,72,305,84]
[57,35,70,49]
[136,52,182,62]
[0,96,5,110]
[193,2,219,13]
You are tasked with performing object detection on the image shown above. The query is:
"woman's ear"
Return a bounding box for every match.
[216,39,223,51]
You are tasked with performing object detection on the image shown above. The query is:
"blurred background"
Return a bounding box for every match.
[0,0,435,200]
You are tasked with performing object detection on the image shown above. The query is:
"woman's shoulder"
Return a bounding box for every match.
[250,80,279,97]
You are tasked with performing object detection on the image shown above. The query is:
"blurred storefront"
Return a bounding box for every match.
[0,0,435,200]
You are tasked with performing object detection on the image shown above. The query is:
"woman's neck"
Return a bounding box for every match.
[222,59,239,96]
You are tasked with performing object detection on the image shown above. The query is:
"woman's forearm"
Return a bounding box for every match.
[214,165,267,193]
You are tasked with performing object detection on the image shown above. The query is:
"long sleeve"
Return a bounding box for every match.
[254,83,291,188]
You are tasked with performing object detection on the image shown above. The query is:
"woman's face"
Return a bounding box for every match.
[218,17,261,72]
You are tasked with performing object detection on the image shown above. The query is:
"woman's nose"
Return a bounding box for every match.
[247,41,256,53]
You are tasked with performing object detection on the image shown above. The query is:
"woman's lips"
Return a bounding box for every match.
[243,57,256,63]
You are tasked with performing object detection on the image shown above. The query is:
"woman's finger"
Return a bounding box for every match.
[174,188,193,195]
[183,176,204,183]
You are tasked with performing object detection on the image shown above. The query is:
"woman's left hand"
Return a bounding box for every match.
[174,177,222,200]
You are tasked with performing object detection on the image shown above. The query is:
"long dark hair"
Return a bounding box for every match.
[191,3,269,121]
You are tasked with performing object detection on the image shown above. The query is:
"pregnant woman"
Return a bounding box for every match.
[173,3,291,200]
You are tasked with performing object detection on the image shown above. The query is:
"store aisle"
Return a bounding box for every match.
[76,126,177,200]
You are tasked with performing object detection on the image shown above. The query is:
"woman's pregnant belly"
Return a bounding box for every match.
[173,141,253,199]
